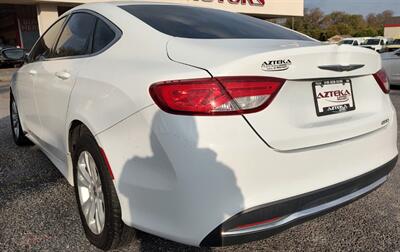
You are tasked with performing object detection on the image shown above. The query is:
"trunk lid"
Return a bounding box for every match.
[167,39,390,151]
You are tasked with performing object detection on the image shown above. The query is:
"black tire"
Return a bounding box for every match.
[10,93,31,146]
[72,126,134,250]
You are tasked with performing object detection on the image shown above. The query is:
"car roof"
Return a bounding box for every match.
[67,1,191,20]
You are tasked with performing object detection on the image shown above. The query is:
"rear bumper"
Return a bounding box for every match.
[201,156,397,247]
[96,102,397,246]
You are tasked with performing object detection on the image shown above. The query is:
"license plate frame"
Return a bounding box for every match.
[312,79,356,117]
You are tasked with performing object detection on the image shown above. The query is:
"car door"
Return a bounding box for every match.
[16,17,67,136]
[33,12,97,162]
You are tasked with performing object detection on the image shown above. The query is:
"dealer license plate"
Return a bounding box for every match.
[312,79,355,116]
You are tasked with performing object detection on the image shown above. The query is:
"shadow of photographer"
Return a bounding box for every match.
[118,110,244,250]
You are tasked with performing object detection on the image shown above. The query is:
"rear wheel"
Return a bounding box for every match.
[10,94,31,146]
[73,127,134,250]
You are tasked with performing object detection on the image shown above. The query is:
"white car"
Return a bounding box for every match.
[382,49,400,86]
[361,37,388,52]
[4,2,398,250]
[338,38,364,46]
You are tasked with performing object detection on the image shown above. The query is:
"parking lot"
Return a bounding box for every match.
[0,68,400,251]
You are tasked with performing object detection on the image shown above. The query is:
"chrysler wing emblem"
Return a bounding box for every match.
[318,64,365,72]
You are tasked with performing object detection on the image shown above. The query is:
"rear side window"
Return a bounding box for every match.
[53,13,96,58]
[92,19,116,53]
[30,17,66,61]
[120,5,311,41]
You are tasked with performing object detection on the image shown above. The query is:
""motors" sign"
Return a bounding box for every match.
[159,0,303,16]
[193,0,265,7]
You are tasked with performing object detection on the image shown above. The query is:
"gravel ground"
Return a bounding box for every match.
[0,68,16,82]
[0,68,399,251]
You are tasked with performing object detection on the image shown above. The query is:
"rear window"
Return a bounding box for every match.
[120,5,311,41]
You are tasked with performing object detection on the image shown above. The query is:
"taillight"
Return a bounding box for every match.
[149,76,285,115]
[373,69,390,94]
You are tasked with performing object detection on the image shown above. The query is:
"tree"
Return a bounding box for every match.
[285,8,324,38]
[283,9,393,40]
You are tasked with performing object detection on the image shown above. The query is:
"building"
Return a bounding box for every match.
[327,35,351,44]
[384,16,400,39]
[0,0,304,50]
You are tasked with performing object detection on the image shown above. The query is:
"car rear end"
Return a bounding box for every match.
[98,4,398,247]
[161,40,398,246]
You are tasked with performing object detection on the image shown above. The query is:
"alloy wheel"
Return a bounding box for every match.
[77,151,105,235]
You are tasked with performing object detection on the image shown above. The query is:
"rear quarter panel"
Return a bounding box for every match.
[66,44,210,137]
[64,3,212,186]
[66,3,212,137]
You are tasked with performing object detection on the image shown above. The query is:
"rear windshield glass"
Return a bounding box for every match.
[120,5,312,41]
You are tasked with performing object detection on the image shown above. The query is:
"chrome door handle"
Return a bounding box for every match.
[55,71,71,80]
[29,69,37,76]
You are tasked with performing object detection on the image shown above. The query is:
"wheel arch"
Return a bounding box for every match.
[66,119,98,186]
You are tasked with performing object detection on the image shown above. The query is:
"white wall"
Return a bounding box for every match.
[384,26,400,39]
[36,3,59,34]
